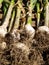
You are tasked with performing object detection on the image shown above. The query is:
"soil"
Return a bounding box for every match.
[35,31,49,65]
[0,29,49,65]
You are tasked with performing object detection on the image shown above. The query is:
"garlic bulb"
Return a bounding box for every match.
[12,29,20,40]
[0,26,7,37]
[1,42,7,50]
[25,24,35,38]
[15,43,30,55]
[38,26,49,34]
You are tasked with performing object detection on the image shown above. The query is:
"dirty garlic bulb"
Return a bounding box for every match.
[25,24,35,38]
[38,26,49,34]
[0,42,7,50]
[14,42,30,55]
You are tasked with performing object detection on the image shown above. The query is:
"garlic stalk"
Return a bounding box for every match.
[3,1,9,16]
[37,2,40,27]
[27,0,37,24]
[2,0,14,28]
[8,9,15,32]
[25,0,37,38]
[13,0,22,29]
[0,0,3,8]
[45,0,49,27]
[0,0,15,37]
[38,0,49,33]
[11,0,22,40]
